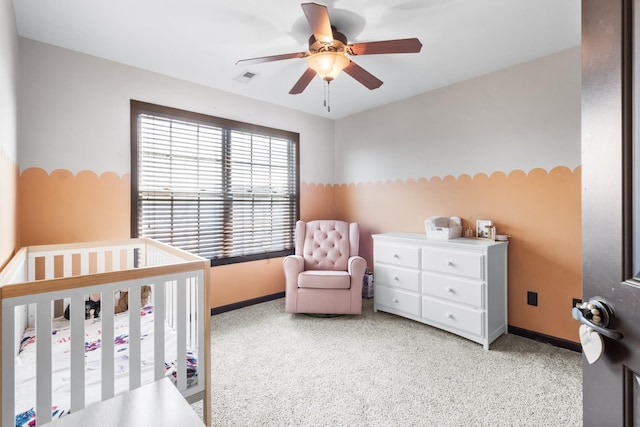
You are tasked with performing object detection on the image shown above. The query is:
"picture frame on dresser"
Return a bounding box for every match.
[475,219,493,239]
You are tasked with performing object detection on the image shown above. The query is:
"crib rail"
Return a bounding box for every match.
[19,238,198,281]
[0,239,211,427]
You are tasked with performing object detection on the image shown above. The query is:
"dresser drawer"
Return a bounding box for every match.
[375,243,420,269]
[375,264,420,292]
[421,248,483,279]
[421,296,483,336]
[375,285,420,317]
[422,272,483,307]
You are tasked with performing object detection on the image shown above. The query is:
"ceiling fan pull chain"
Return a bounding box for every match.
[323,80,327,109]
[327,81,331,112]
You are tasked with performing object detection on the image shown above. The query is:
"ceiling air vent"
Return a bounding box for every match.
[233,71,259,84]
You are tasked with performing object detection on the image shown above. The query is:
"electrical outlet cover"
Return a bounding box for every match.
[527,291,538,306]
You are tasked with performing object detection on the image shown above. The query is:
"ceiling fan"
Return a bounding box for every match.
[235,2,423,97]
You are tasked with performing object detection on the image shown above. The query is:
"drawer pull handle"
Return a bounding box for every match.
[393,298,399,303]
[393,276,399,281]
[393,254,400,258]
[446,261,454,267]
[447,313,455,320]
[446,287,454,293]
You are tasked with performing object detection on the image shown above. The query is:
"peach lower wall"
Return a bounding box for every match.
[335,166,581,343]
[17,166,580,342]
[0,150,18,270]
[16,169,338,310]
[300,182,336,221]
[18,168,130,245]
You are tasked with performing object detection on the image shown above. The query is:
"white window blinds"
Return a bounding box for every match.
[131,101,299,265]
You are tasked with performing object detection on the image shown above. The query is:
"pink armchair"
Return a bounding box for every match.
[283,220,367,314]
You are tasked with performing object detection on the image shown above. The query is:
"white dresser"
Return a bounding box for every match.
[372,233,508,350]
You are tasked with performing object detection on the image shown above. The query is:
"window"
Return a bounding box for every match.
[130,100,299,266]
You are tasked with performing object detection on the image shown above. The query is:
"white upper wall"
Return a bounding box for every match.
[17,38,581,186]
[334,47,581,184]
[17,38,335,183]
[0,0,18,160]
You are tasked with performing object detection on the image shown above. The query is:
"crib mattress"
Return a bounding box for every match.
[14,306,197,426]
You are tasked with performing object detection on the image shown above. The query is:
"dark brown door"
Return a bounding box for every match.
[582,0,640,425]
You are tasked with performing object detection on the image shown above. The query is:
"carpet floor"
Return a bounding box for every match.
[192,297,582,426]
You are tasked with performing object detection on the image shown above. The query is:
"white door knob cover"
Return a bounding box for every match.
[580,324,604,365]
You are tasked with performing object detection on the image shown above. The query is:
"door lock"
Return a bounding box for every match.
[572,298,623,340]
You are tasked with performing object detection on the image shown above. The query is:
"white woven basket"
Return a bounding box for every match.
[425,216,463,240]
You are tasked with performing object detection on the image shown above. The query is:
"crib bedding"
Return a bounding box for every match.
[14,305,197,426]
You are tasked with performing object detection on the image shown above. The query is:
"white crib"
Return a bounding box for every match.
[0,239,211,426]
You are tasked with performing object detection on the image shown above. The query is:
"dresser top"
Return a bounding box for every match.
[372,232,507,248]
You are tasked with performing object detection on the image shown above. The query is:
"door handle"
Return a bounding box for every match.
[571,298,623,341]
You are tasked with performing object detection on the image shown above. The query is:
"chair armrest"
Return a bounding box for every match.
[348,256,367,292]
[348,256,367,275]
[283,255,304,313]
[283,255,304,275]
[283,255,304,289]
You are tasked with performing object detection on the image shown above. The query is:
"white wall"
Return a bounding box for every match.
[0,0,18,264]
[334,47,581,184]
[18,38,335,184]
[17,38,581,186]
[0,0,17,160]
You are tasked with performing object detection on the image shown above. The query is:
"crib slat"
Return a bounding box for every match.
[154,283,166,381]
[63,253,72,277]
[2,306,16,427]
[112,249,121,272]
[177,278,187,391]
[166,283,175,330]
[36,301,53,425]
[80,252,89,275]
[196,273,205,389]
[129,286,141,390]
[28,254,36,281]
[97,249,105,273]
[101,290,115,400]
[69,294,85,412]
[126,248,134,270]
[139,245,147,268]
[188,280,195,350]
[45,255,54,279]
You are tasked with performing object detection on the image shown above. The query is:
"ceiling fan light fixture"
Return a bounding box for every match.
[307,51,350,81]
[236,2,422,103]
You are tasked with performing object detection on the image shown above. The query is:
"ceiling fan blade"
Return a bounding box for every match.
[236,52,309,66]
[348,38,423,56]
[301,2,333,44]
[289,68,317,94]
[343,61,383,90]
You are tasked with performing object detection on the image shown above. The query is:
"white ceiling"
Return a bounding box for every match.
[12,0,581,120]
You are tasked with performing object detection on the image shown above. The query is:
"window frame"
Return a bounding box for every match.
[130,100,300,266]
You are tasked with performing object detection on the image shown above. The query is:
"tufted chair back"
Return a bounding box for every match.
[295,220,359,271]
